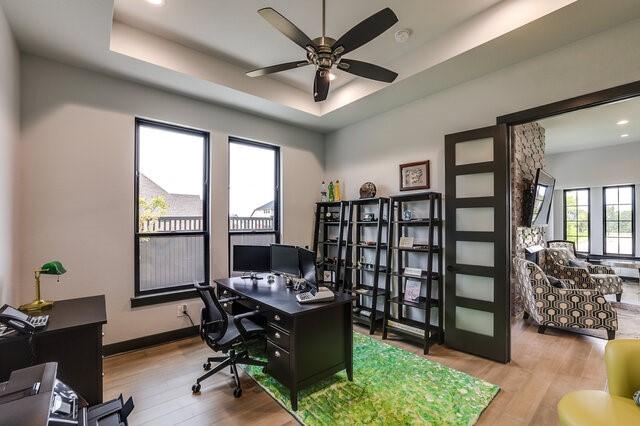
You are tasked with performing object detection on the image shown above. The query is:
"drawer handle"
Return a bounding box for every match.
[274,332,281,339]
[223,303,228,308]
[274,350,281,358]
[223,290,229,295]
[274,314,281,321]
[256,305,261,310]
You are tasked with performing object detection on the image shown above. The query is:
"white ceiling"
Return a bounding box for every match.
[541,96,640,154]
[2,0,640,132]
[113,0,502,92]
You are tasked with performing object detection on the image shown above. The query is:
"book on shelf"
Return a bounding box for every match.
[398,236,414,248]
[404,279,422,302]
[403,267,423,277]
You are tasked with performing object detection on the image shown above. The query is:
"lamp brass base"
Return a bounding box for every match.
[19,299,54,312]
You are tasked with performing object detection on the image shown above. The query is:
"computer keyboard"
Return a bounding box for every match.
[296,287,335,304]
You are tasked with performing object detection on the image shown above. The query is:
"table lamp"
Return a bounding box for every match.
[20,260,67,311]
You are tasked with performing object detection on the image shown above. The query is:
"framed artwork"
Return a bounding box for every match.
[399,160,430,191]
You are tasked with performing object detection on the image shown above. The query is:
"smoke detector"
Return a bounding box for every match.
[394,29,411,43]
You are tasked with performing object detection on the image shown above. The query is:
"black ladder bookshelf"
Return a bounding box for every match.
[312,201,349,291]
[382,192,444,354]
[343,197,390,334]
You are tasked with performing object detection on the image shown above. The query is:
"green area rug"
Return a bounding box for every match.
[244,332,499,425]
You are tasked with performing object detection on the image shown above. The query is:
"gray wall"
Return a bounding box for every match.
[19,55,324,344]
[0,5,19,306]
[547,142,640,257]
[324,20,640,200]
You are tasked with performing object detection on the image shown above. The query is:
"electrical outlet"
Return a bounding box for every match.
[177,304,188,317]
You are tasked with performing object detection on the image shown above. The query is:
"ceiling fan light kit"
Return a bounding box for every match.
[247,0,399,102]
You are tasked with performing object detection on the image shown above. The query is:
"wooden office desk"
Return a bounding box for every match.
[215,276,353,410]
[0,295,107,405]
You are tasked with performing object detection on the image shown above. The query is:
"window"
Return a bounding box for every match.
[604,185,635,256]
[564,189,590,253]
[134,118,209,296]
[228,138,280,274]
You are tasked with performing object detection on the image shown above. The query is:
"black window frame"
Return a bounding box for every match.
[563,188,590,254]
[603,184,635,257]
[134,118,210,297]
[227,137,281,275]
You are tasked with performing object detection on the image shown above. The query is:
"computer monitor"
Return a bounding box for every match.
[298,248,317,291]
[233,245,271,274]
[270,244,300,277]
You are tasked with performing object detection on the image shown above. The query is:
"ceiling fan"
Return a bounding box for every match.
[246,0,399,102]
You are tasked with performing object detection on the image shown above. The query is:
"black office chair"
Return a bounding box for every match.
[191,283,266,397]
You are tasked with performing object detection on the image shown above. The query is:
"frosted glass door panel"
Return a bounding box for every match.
[455,274,494,302]
[456,307,494,337]
[456,241,494,266]
[455,138,493,165]
[456,173,494,198]
[456,207,494,232]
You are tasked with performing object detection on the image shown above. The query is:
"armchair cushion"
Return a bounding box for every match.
[548,276,567,289]
[569,259,589,269]
[591,274,624,295]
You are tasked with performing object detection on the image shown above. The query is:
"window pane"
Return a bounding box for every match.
[229,142,277,231]
[577,190,589,206]
[566,222,577,237]
[577,222,588,237]
[577,207,588,221]
[566,208,577,221]
[565,191,577,207]
[577,238,589,253]
[138,124,204,233]
[620,205,632,221]
[619,187,633,204]
[606,221,619,236]
[605,187,618,204]
[139,235,205,291]
[619,238,633,255]
[605,205,618,221]
[619,221,632,237]
[606,237,618,253]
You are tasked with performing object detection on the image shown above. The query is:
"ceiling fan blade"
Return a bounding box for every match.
[313,68,330,102]
[258,8,314,50]
[337,59,397,83]
[247,61,310,77]
[332,8,398,56]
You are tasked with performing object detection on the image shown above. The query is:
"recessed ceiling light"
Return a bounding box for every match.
[617,119,629,125]
[621,134,629,138]
[328,72,336,81]
[146,0,165,6]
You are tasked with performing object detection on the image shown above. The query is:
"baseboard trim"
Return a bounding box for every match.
[103,325,199,357]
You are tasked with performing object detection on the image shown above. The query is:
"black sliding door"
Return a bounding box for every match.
[444,125,510,363]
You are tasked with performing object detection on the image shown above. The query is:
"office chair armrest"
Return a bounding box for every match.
[232,310,262,337]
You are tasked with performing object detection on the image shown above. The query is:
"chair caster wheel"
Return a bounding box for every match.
[192,383,201,394]
[233,388,242,398]
[203,362,211,370]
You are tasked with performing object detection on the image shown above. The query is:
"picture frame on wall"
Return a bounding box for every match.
[399,160,430,191]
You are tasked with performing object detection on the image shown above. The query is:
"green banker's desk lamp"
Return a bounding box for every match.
[20,260,67,311]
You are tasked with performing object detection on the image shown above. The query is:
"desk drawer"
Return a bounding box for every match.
[266,325,290,351]
[265,311,292,331]
[266,341,290,385]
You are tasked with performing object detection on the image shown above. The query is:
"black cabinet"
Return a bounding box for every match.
[0,295,107,405]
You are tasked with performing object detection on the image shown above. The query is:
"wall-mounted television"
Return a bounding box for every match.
[524,168,556,227]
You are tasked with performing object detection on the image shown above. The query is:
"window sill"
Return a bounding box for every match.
[131,288,199,308]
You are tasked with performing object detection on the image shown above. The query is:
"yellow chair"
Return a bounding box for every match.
[558,339,640,425]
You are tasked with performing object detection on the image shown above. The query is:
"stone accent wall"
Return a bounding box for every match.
[510,122,546,316]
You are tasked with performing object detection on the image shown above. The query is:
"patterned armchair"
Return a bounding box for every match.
[544,247,623,301]
[514,258,617,339]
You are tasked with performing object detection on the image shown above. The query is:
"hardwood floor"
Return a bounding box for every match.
[104,319,608,425]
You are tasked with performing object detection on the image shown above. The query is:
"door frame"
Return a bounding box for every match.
[495,79,640,358]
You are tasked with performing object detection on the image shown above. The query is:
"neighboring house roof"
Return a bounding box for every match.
[139,174,202,217]
[251,200,274,217]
